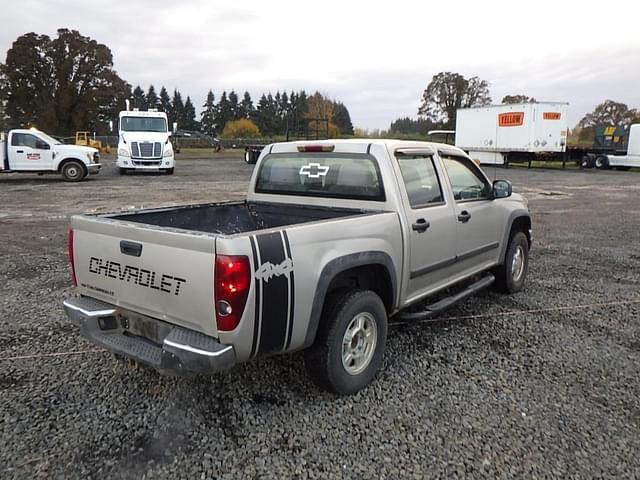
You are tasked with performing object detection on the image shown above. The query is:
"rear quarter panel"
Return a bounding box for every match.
[216,211,403,361]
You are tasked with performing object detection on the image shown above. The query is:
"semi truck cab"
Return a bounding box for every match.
[116,109,175,175]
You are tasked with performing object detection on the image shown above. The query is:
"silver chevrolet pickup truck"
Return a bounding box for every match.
[64,140,531,395]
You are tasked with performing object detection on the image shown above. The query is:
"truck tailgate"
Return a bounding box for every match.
[71,215,217,337]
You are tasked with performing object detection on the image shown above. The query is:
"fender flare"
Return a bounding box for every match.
[303,251,397,348]
[57,157,88,175]
[498,210,531,262]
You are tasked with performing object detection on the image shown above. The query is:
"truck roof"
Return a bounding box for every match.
[458,101,569,111]
[118,110,168,118]
[268,138,467,157]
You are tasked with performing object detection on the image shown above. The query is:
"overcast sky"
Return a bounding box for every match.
[2,0,640,130]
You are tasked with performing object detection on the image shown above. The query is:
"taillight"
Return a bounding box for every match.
[214,255,251,331]
[297,145,335,152]
[68,229,77,286]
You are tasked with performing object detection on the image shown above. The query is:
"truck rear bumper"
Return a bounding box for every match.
[63,296,236,376]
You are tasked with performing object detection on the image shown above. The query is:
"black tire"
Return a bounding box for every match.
[118,167,127,175]
[595,155,609,169]
[494,231,529,293]
[244,149,253,164]
[165,168,174,175]
[304,290,387,395]
[61,161,86,182]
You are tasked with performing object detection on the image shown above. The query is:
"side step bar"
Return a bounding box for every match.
[398,273,495,321]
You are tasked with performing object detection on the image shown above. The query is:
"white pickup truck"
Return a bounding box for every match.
[64,139,531,395]
[1,129,101,181]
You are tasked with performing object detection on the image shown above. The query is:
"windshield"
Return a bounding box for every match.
[255,154,385,201]
[120,116,167,132]
[36,132,62,145]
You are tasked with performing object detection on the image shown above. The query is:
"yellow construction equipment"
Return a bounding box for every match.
[75,131,111,153]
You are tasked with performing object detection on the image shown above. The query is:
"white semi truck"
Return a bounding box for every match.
[116,109,175,175]
[0,128,101,181]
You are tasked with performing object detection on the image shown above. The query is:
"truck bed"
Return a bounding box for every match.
[109,201,371,235]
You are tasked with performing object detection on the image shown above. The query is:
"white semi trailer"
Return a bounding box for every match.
[455,102,569,165]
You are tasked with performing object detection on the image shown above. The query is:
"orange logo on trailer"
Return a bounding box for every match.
[498,112,524,127]
[543,112,561,120]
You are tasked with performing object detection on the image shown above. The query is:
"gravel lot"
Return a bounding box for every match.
[1,153,639,479]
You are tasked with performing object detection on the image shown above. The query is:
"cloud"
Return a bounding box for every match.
[1,1,639,130]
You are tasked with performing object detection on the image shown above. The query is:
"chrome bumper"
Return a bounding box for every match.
[63,296,236,376]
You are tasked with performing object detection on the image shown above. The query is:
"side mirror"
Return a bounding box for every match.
[172,122,178,134]
[167,131,172,137]
[35,140,50,150]
[109,120,114,133]
[492,179,512,199]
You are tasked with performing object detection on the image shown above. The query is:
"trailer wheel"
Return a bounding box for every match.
[595,155,609,169]
[61,161,86,182]
[304,290,387,395]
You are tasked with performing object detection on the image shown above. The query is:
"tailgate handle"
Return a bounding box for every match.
[120,240,143,257]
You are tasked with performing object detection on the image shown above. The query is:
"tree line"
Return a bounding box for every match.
[0,29,354,138]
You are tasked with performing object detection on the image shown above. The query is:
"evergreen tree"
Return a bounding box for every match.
[239,91,254,120]
[200,90,217,136]
[159,86,173,124]
[132,85,146,110]
[229,90,239,120]
[146,85,159,110]
[172,89,184,130]
[333,101,354,135]
[183,96,197,130]
[215,91,232,132]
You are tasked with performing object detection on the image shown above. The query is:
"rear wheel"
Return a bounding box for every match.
[61,161,86,182]
[304,290,387,395]
[494,231,529,293]
[595,155,609,169]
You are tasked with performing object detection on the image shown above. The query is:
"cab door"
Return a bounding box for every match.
[396,150,457,303]
[9,132,53,170]
[440,155,502,276]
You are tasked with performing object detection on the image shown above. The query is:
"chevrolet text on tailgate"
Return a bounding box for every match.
[64,139,532,395]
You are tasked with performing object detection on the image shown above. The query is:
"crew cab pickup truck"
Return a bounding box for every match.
[64,140,531,395]
[1,129,101,181]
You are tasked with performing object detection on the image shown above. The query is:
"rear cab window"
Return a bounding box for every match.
[255,154,385,201]
[396,153,444,208]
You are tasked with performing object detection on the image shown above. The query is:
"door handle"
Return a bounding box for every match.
[16,150,24,153]
[457,211,471,223]
[412,218,430,233]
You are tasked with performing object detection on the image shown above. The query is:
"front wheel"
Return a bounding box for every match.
[493,231,529,293]
[304,290,387,395]
[244,149,252,164]
[61,161,86,182]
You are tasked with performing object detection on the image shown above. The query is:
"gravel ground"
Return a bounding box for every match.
[1,155,639,479]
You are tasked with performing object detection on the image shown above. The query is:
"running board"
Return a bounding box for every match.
[398,273,495,321]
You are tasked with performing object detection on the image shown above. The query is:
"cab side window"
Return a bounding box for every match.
[397,154,444,208]
[442,156,491,201]
[11,133,39,149]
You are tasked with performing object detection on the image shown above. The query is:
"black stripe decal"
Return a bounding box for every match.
[255,232,289,355]
[282,230,295,350]
[248,236,261,358]
[410,242,500,279]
